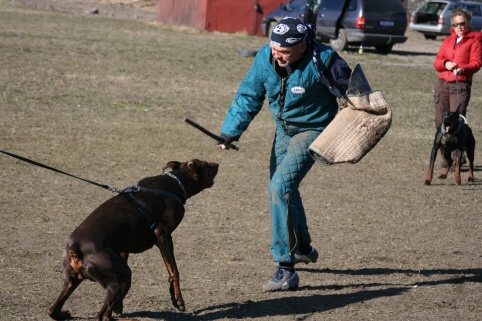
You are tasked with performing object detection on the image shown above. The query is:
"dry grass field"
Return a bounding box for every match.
[0,1,481,320]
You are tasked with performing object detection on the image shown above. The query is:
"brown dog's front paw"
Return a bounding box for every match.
[48,309,72,320]
[424,180,432,186]
[439,174,447,179]
[468,177,475,182]
[171,295,185,311]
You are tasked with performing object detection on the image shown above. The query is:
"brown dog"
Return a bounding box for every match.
[48,159,219,321]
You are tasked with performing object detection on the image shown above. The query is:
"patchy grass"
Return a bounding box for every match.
[0,1,481,321]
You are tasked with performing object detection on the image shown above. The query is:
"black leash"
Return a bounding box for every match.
[0,149,184,230]
[0,149,116,191]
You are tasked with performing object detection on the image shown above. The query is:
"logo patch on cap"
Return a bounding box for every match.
[297,24,307,33]
[286,37,303,44]
[273,24,290,35]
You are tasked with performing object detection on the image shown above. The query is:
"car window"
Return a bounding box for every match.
[347,0,356,11]
[418,2,446,15]
[465,4,482,17]
[319,0,349,11]
[446,3,466,15]
[364,0,404,12]
[286,0,308,11]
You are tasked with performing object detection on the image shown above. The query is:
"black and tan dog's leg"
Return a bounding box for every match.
[453,149,463,185]
[438,147,453,180]
[466,135,476,183]
[425,135,442,185]
[439,161,451,180]
[157,232,185,311]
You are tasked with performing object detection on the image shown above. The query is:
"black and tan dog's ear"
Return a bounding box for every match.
[162,161,182,173]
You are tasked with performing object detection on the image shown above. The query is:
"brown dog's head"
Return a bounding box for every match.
[163,159,219,189]
[442,111,460,133]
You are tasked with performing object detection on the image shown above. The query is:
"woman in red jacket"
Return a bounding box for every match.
[433,8,482,164]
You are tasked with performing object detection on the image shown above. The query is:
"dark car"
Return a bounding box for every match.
[261,0,408,54]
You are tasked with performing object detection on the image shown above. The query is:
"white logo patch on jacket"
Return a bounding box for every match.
[291,86,305,94]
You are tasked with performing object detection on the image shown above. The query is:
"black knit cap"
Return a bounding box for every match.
[270,17,308,47]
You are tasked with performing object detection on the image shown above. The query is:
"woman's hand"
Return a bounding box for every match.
[445,61,457,71]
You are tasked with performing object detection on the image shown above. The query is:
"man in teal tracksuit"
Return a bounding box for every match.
[218,17,351,291]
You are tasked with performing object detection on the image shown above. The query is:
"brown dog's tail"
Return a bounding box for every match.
[70,252,82,273]
[68,243,84,278]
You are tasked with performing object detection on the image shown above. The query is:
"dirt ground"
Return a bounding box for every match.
[0,1,481,321]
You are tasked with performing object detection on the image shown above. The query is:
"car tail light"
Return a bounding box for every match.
[438,16,444,25]
[410,15,414,23]
[356,16,365,29]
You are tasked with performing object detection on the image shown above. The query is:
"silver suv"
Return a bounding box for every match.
[409,0,482,40]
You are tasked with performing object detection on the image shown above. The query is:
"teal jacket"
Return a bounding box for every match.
[221,42,351,141]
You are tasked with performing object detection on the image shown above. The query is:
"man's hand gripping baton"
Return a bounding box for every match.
[184,118,239,151]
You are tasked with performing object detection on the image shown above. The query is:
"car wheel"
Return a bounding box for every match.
[329,28,348,51]
[267,21,277,39]
[375,44,393,55]
[423,34,437,40]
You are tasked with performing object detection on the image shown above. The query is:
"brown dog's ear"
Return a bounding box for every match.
[186,160,200,181]
[162,161,182,173]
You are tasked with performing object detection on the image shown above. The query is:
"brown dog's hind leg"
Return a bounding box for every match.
[112,252,130,315]
[96,282,132,321]
[78,252,132,321]
[48,277,83,320]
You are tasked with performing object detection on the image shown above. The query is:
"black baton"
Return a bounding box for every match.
[184,118,239,151]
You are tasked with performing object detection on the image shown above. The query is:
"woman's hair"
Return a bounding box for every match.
[451,8,472,24]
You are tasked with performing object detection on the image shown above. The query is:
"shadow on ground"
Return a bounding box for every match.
[126,268,481,320]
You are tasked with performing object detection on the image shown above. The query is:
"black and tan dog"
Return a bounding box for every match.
[425,111,475,185]
[48,159,219,321]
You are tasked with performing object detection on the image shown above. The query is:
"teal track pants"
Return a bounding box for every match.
[269,129,320,263]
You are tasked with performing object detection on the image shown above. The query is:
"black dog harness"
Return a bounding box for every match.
[118,173,186,230]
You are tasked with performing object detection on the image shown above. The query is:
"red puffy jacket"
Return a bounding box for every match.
[434,28,482,83]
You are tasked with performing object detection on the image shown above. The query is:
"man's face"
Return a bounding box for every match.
[270,41,307,68]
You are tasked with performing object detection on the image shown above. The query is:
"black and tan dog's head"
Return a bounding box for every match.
[163,159,219,189]
[442,111,460,134]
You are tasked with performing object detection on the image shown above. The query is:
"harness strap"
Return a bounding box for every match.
[122,192,157,230]
[118,185,185,230]
[134,185,185,205]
